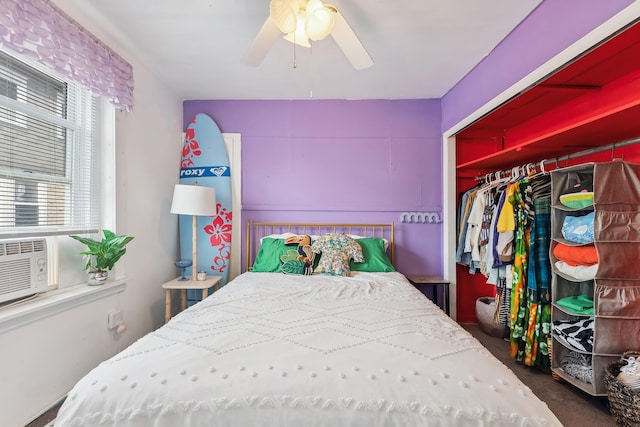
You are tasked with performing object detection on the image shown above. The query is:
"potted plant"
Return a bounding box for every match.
[70,230,134,285]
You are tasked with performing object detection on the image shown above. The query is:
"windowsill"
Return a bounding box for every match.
[0,279,127,334]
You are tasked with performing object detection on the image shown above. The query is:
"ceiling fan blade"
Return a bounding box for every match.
[241,15,282,67]
[329,7,373,70]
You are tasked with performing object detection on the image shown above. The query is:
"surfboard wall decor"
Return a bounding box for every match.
[179,113,232,304]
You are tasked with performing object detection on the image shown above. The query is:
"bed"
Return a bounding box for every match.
[54,222,561,426]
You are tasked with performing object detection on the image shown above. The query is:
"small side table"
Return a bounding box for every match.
[162,275,221,323]
[406,275,450,315]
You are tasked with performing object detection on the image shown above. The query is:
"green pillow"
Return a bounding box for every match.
[350,238,395,272]
[251,238,290,272]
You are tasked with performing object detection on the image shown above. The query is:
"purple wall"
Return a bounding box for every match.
[183,99,443,276]
[441,0,634,131]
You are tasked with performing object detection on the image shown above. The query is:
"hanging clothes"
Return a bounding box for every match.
[508,179,532,362]
[508,173,553,367]
[457,168,553,368]
[523,174,552,367]
[456,185,483,272]
[457,179,509,276]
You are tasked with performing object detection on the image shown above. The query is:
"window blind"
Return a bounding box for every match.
[0,50,100,238]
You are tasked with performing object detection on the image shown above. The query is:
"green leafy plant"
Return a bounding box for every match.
[70,230,134,272]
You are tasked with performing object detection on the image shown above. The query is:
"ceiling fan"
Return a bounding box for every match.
[241,0,373,70]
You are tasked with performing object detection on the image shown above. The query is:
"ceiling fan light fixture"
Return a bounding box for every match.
[270,0,299,34]
[244,0,373,70]
[283,11,311,48]
[305,4,335,40]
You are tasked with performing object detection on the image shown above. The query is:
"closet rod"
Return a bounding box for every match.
[540,135,640,167]
[474,136,640,182]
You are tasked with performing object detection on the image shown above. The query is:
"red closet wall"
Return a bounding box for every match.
[454,21,640,323]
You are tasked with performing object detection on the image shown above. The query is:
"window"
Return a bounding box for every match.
[0,49,100,239]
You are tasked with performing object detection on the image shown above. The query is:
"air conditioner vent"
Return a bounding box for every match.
[0,238,48,303]
[0,240,46,257]
[32,240,46,252]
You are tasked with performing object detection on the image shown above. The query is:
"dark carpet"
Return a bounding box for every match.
[462,323,615,427]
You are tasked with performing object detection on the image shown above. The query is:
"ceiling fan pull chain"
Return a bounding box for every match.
[309,43,314,98]
[292,30,298,68]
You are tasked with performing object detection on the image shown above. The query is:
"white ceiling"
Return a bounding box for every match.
[59,0,542,100]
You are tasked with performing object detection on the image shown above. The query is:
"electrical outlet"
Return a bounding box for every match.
[107,311,123,329]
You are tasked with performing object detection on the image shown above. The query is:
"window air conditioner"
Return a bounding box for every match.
[0,238,48,304]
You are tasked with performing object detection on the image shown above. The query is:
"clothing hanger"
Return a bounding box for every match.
[528,160,549,179]
[509,165,525,182]
[526,163,536,176]
[539,159,547,174]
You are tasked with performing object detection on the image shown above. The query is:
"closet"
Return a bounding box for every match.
[454,20,640,395]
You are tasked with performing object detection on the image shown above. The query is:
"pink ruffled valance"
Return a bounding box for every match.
[0,0,134,110]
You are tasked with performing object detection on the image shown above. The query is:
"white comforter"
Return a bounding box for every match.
[55,272,561,426]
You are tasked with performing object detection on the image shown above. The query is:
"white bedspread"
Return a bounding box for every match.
[55,272,561,426]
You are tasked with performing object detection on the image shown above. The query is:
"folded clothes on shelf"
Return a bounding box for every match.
[554,260,598,281]
[556,294,594,315]
[562,211,594,244]
[561,350,593,384]
[559,192,594,209]
[553,242,598,266]
[560,176,593,209]
[553,317,594,352]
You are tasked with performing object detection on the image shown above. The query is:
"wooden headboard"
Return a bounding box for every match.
[245,222,395,272]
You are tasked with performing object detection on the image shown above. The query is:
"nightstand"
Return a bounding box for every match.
[405,275,450,315]
[162,275,221,323]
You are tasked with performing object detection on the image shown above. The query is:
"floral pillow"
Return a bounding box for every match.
[311,233,364,277]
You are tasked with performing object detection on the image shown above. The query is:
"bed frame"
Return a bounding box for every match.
[245,222,395,272]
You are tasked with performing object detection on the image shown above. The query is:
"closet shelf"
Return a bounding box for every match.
[552,333,592,355]
[457,105,640,171]
[553,333,622,358]
[457,59,640,173]
[551,237,595,247]
[551,368,600,396]
[550,204,593,212]
[551,303,593,318]
[550,270,596,284]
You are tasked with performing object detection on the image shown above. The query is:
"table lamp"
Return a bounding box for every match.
[170,184,217,280]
